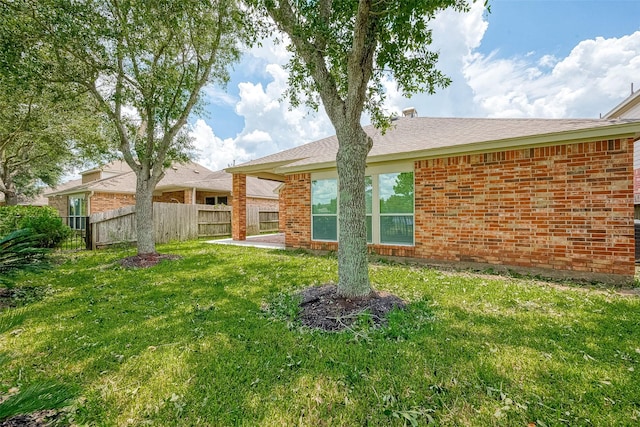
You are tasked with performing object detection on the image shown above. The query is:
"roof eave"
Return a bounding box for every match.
[276,122,640,174]
[225,159,304,180]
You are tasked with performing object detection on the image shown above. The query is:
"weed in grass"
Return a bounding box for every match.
[0,381,76,421]
[0,306,28,334]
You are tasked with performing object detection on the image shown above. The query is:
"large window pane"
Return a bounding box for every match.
[312,179,337,214]
[365,176,372,214]
[380,172,413,214]
[380,216,414,245]
[312,179,338,241]
[312,216,337,241]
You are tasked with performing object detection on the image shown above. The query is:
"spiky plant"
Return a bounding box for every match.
[0,229,50,286]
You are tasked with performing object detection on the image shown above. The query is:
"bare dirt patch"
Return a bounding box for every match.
[119,253,181,269]
[0,410,58,427]
[297,285,406,331]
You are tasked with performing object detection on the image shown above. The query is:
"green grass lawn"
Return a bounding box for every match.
[1,241,639,426]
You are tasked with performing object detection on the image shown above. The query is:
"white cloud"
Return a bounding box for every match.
[382,1,489,118]
[464,31,640,118]
[190,119,249,171]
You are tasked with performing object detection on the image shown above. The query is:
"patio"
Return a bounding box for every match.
[206,233,285,250]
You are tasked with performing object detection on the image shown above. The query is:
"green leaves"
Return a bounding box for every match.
[261,0,475,128]
[0,229,51,286]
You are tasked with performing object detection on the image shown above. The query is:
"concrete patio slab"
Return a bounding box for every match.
[205,233,285,250]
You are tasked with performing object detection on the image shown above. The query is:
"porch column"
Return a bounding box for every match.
[232,173,247,241]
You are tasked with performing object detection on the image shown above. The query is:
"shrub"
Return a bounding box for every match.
[0,206,70,248]
[0,229,51,286]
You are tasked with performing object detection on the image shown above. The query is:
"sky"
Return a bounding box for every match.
[190,0,640,172]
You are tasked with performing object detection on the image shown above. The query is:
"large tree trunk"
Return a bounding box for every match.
[4,190,18,206]
[335,123,373,298]
[135,174,156,255]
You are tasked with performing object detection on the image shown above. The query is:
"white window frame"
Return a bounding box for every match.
[311,176,339,242]
[310,163,414,246]
[68,194,87,230]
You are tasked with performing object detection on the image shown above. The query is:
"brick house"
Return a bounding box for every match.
[603,88,640,205]
[227,115,640,285]
[46,160,279,227]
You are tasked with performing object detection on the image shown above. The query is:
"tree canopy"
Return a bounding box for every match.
[0,3,112,205]
[6,0,253,254]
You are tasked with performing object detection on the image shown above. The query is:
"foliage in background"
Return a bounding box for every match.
[0,229,50,286]
[0,5,115,205]
[0,206,70,248]
[0,241,638,425]
[4,0,256,255]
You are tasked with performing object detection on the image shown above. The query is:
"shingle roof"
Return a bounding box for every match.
[227,117,640,175]
[46,161,279,199]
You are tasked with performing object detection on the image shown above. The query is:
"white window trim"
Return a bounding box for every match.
[310,164,415,246]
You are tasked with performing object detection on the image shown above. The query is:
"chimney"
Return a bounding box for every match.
[402,107,418,118]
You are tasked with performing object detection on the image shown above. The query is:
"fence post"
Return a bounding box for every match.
[85,216,93,250]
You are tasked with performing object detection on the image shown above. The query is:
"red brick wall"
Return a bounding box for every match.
[281,138,635,283]
[153,191,185,204]
[232,174,247,240]
[248,197,278,210]
[279,189,286,232]
[90,192,136,214]
[283,173,312,248]
[634,169,640,203]
[414,139,634,280]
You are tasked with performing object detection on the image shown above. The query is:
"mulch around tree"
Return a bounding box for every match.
[0,411,58,427]
[297,284,407,331]
[119,253,181,268]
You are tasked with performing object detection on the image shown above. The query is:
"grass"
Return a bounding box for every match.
[0,241,639,426]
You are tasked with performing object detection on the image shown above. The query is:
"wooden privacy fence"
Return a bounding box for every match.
[90,202,278,248]
[259,210,279,233]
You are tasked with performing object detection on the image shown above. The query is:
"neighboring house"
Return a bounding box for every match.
[227,113,640,285]
[0,192,48,206]
[46,160,280,229]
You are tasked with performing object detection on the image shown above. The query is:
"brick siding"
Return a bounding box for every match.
[279,189,286,232]
[48,195,68,216]
[283,173,312,248]
[232,174,247,240]
[281,138,635,284]
[90,192,136,214]
[247,197,279,210]
[153,191,185,204]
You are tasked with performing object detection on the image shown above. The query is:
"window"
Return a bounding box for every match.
[68,195,87,230]
[365,176,373,243]
[379,172,414,245]
[205,196,228,205]
[310,169,414,246]
[311,179,338,241]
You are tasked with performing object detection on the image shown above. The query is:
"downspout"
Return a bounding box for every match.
[192,187,196,204]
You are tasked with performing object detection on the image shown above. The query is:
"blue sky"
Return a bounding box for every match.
[191,0,640,172]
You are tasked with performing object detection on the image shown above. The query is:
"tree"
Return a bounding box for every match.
[0,82,110,205]
[257,0,476,297]
[0,6,111,205]
[8,0,250,255]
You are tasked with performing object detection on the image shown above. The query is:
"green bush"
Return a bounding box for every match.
[0,229,51,286]
[0,206,71,248]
